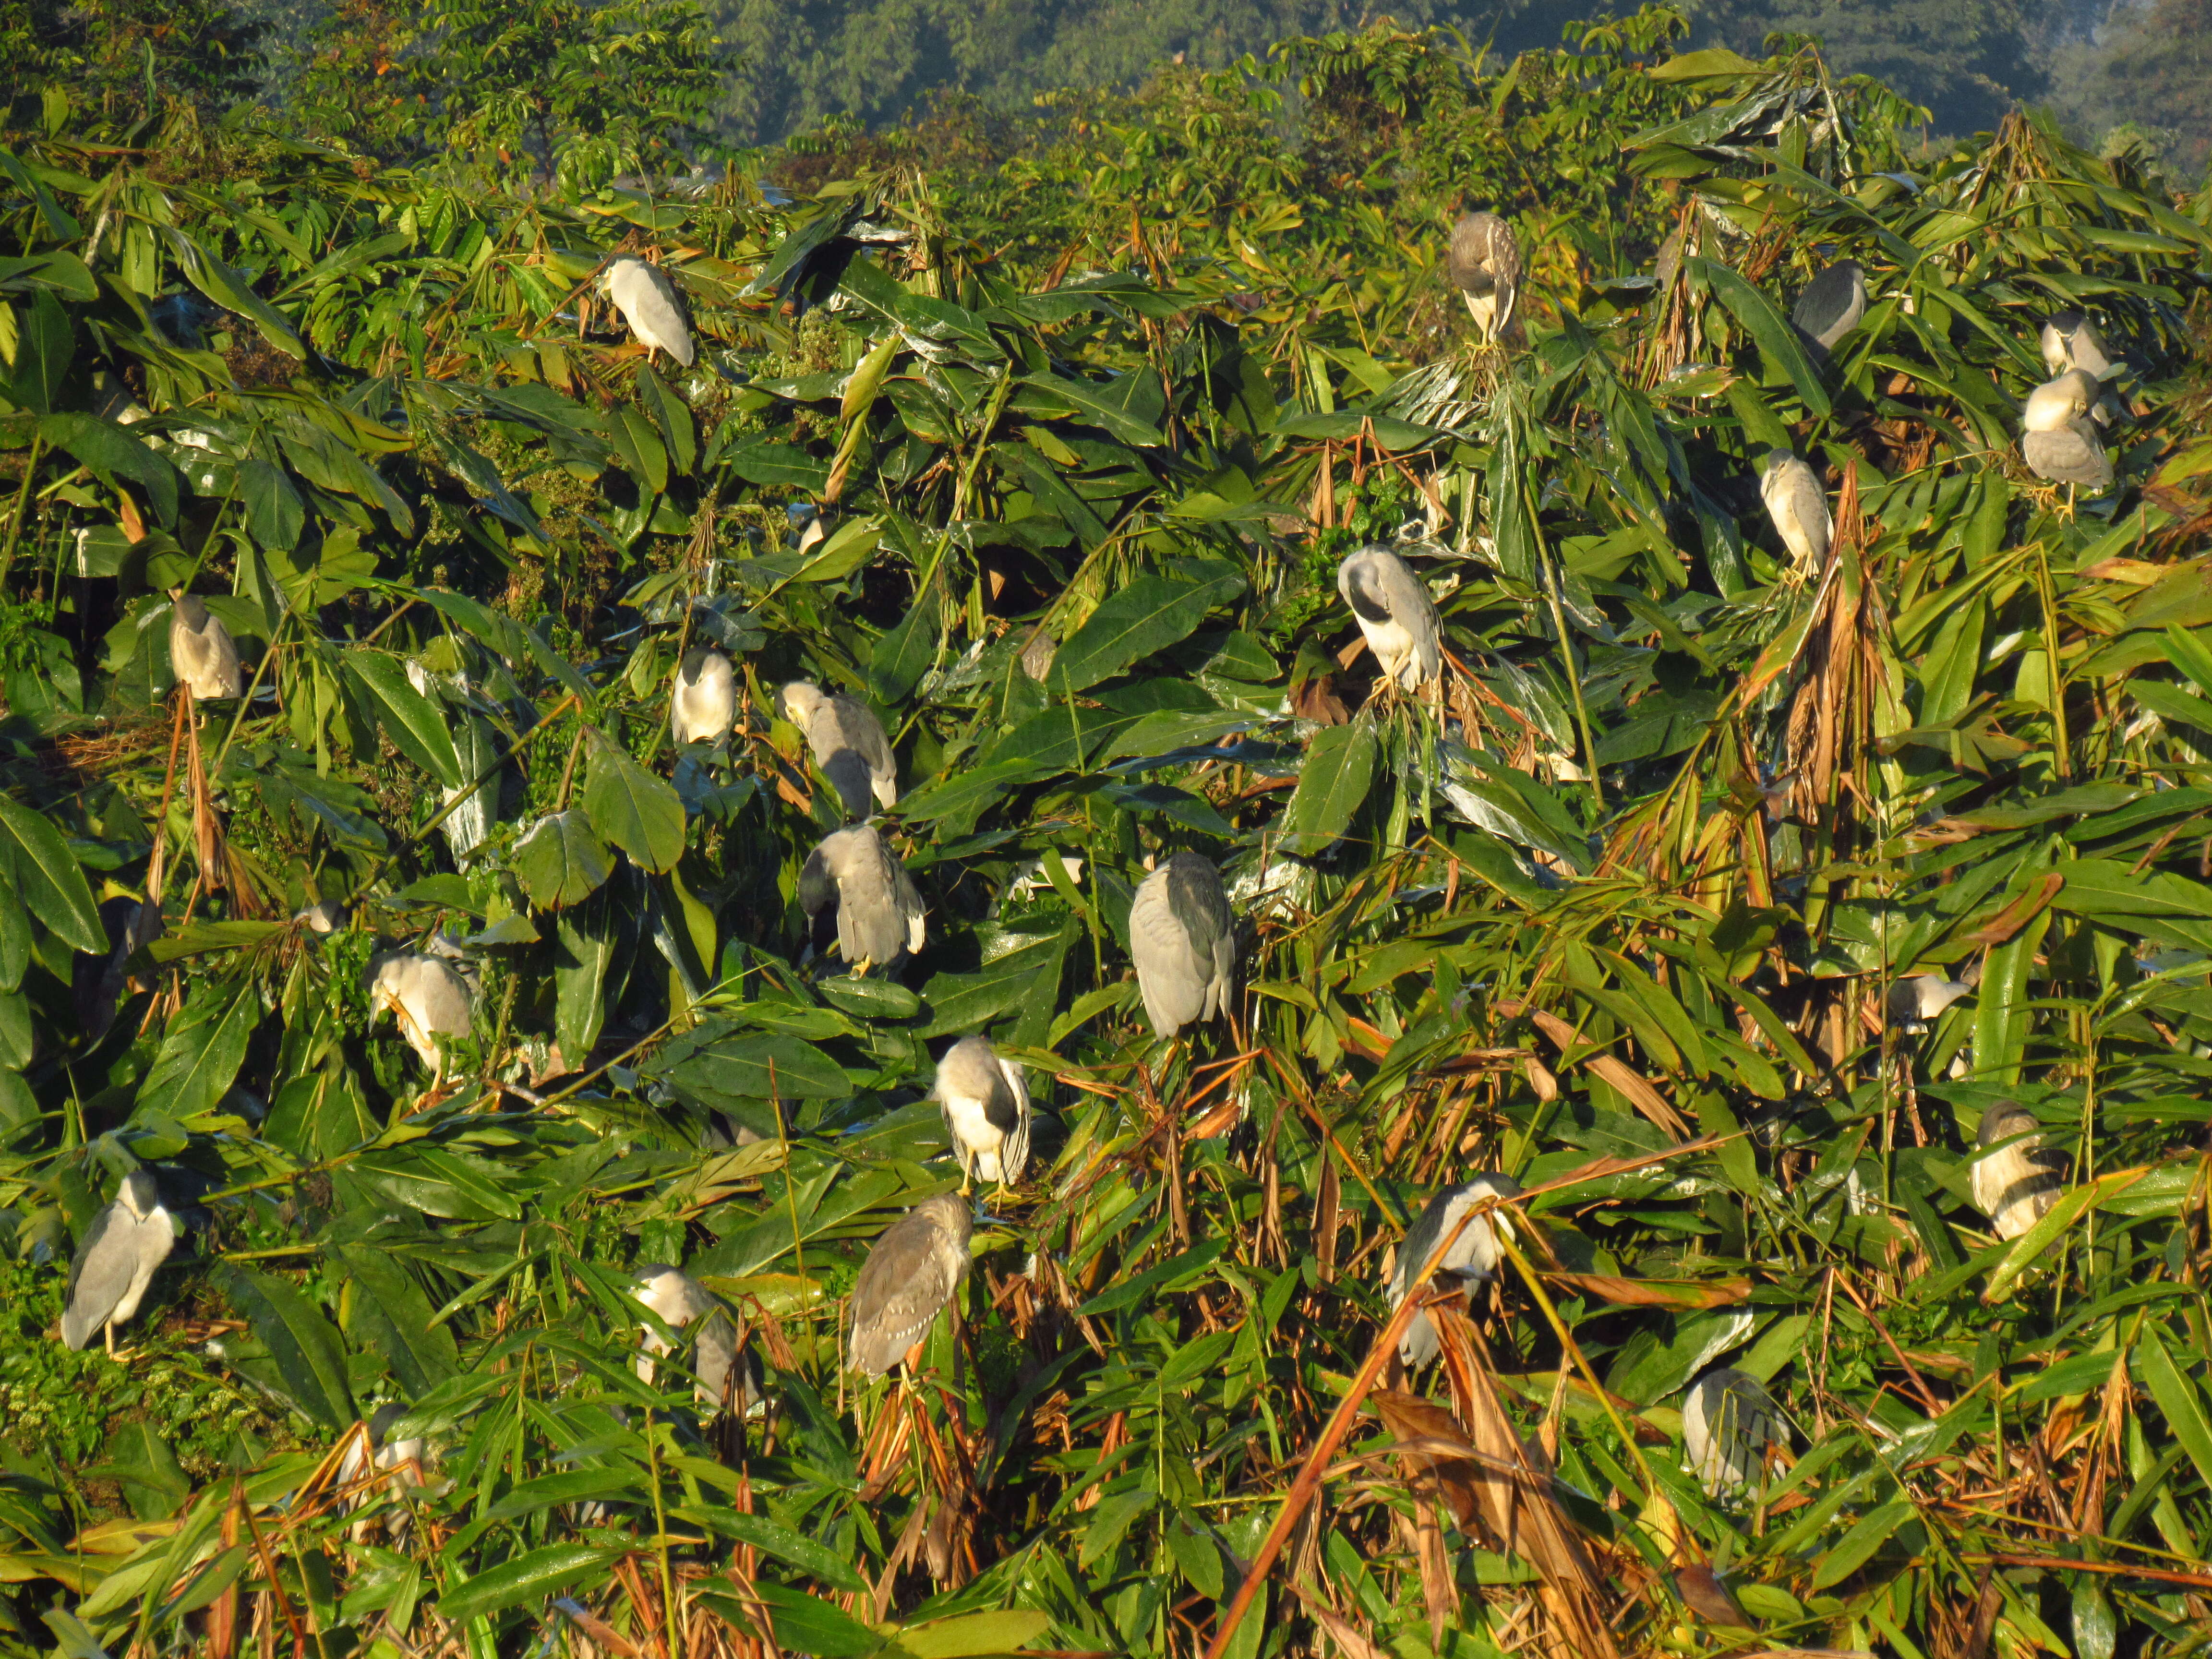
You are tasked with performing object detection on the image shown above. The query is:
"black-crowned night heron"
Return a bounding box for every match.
[1791,262,1865,354]
[1447,211,1523,344]
[1971,1102,2065,1241]
[337,1402,428,1538]
[601,255,695,368]
[1337,547,1442,692]
[1388,1173,1521,1368]
[1757,452,1830,579]
[61,1169,174,1354]
[294,900,347,934]
[779,680,897,817]
[934,1034,1030,1196]
[368,948,474,1080]
[671,646,736,746]
[629,1263,761,1417]
[800,824,925,975]
[1886,961,1978,1033]
[1129,853,1233,1040]
[168,592,242,699]
[1682,1367,1786,1497]
[846,1192,973,1378]
[2041,311,2113,380]
[2022,370,2112,489]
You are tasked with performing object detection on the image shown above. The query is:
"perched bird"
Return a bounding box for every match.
[847,1192,974,1378]
[336,1402,428,1539]
[168,592,243,699]
[2022,369,2112,489]
[2040,311,2113,380]
[780,680,897,817]
[1972,1101,2066,1241]
[934,1035,1031,1196]
[1129,853,1234,1040]
[73,895,163,1043]
[369,950,474,1079]
[1337,547,1442,692]
[1388,1173,1522,1368]
[601,255,695,367]
[1682,1367,1787,1497]
[1791,261,1866,354]
[1447,211,1524,344]
[671,646,736,746]
[629,1263,758,1416]
[1887,961,1979,1034]
[799,824,926,974]
[61,1170,175,1354]
[1674,1563,1758,1630]
[293,900,347,934]
[1758,452,1831,579]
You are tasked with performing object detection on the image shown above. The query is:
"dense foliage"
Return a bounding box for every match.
[5,12,2212,1659]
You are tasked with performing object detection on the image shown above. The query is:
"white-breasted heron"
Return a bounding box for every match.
[800,824,925,974]
[1682,1367,1786,1497]
[1388,1173,1521,1368]
[601,255,695,368]
[1971,1102,2065,1241]
[2022,370,2112,489]
[337,1402,428,1539]
[369,948,474,1080]
[780,680,898,817]
[168,593,242,699]
[2041,311,2113,379]
[61,1170,175,1354]
[671,646,736,746]
[629,1263,760,1417]
[1791,262,1865,353]
[1758,452,1830,579]
[1887,961,1978,1034]
[1337,547,1442,692]
[846,1192,973,1378]
[1447,211,1523,344]
[1129,853,1233,1041]
[934,1034,1030,1196]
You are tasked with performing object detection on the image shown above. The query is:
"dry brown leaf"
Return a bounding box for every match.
[1544,1272,1751,1310]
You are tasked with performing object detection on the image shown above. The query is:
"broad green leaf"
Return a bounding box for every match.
[699,1511,867,1594]
[750,1583,880,1658]
[334,1245,459,1397]
[1280,716,1378,855]
[514,812,612,910]
[666,1034,852,1100]
[344,651,463,789]
[1692,257,1832,416]
[38,412,178,526]
[213,1264,354,1430]
[584,731,685,873]
[1049,573,1245,694]
[920,924,1074,1037]
[161,226,305,358]
[437,1545,622,1624]
[1810,1498,1911,1588]
[1018,371,1167,445]
[0,792,103,951]
[554,899,614,1067]
[136,982,258,1122]
[2136,1326,2212,1493]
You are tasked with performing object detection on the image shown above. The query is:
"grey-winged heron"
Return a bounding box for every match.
[601,255,695,368]
[1337,547,1442,693]
[2041,311,2113,380]
[61,1170,174,1354]
[369,948,474,1080]
[671,646,736,746]
[1388,1173,1521,1368]
[337,1402,428,1539]
[2022,370,2112,489]
[780,680,898,817]
[168,592,242,699]
[1682,1367,1786,1497]
[934,1034,1030,1197]
[1129,853,1233,1041]
[1758,452,1830,580]
[1887,961,1978,1034]
[800,824,925,974]
[1448,211,1523,344]
[847,1192,973,1378]
[630,1263,761,1417]
[1971,1102,2065,1242]
[1791,262,1865,354]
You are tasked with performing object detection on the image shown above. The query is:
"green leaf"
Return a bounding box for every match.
[701,1511,867,1594]
[161,226,306,359]
[0,792,104,951]
[1279,716,1378,856]
[38,412,179,527]
[870,578,940,705]
[554,898,614,1068]
[751,1583,881,1658]
[3,289,69,414]
[1691,257,1832,417]
[344,651,464,789]
[666,1033,852,1101]
[1018,372,1167,446]
[2136,1326,2212,1494]
[637,364,697,476]
[1049,573,1245,694]
[1079,1487,1156,1567]
[514,812,612,910]
[214,1264,355,1430]
[1809,1498,1911,1588]
[136,982,258,1122]
[583,731,685,872]
[238,458,306,552]
[437,1545,623,1625]
[921,924,1074,1037]
[334,1245,459,1397]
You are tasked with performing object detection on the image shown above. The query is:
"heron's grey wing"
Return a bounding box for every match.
[61,1202,129,1348]
[1373,555,1442,670]
[1776,466,1830,553]
[892,859,926,955]
[996,1058,1031,1183]
[1487,217,1524,330]
[1130,878,1204,1035]
[818,749,876,818]
[798,846,836,923]
[832,697,898,786]
[2024,423,2111,487]
[694,1309,738,1410]
[980,1057,1023,1139]
[848,1217,964,1375]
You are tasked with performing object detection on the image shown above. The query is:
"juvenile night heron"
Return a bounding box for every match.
[601,255,695,368]
[2040,311,2113,380]
[1886,961,1979,1034]
[1129,853,1234,1040]
[847,1192,973,1378]
[1682,1367,1787,1497]
[168,592,242,699]
[2022,370,2112,489]
[1971,1101,2065,1241]
[369,949,474,1079]
[1758,452,1831,579]
[1337,547,1442,692]
[1791,261,1866,354]
[61,1169,175,1354]
[934,1034,1030,1196]
[1388,1173,1522,1368]
[800,824,926,974]
[629,1263,760,1417]
[1447,211,1523,344]
[671,646,736,746]
[780,680,898,817]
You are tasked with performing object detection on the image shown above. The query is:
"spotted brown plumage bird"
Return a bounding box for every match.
[846,1193,973,1377]
[1447,211,1524,345]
